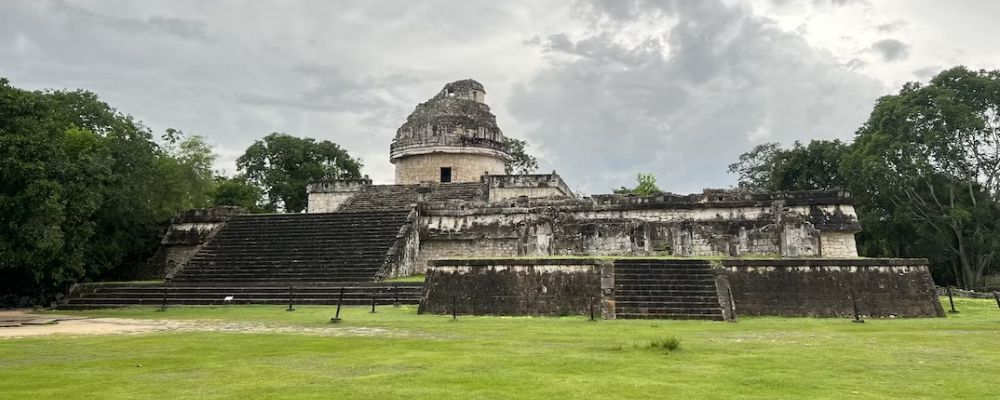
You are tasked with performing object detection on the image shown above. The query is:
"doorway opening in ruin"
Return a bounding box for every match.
[440,167,452,183]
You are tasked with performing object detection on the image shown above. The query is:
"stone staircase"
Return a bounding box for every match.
[61,282,423,309]
[614,259,725,320]
[169,210,412,284]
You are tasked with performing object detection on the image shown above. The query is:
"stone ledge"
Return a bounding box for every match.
[430,258,605,267]
[722,258,928,267]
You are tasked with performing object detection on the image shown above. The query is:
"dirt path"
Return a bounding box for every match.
[0,309,433,340]
[0,309,189,338]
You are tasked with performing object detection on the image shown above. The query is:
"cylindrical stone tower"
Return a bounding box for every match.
[390,79,510,184]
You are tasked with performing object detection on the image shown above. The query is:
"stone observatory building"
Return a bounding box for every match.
[390,79,510,184]
[64,79,943,321]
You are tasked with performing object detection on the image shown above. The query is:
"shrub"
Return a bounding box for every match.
[649,336,681,353]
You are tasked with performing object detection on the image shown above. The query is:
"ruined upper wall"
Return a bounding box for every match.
[484,173,575,201]
[415,189,861,263]
[306,177,373,213]
[390,79,509,164]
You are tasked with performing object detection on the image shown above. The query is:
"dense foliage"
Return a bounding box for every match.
[0,79,219,302]
[729,67,1000,288]
[237,133,362,213]
[728,140,849,192]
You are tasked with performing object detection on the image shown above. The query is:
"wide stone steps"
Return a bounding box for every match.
[614,260,725,321]
[185,261,384,267]
[614,277,715,284]
[615,284,717,291]
[615,295,719,303]
[206,233,399,239]
[182,267,385,274]
[62,283,423,309]
[614,313,724,320]
[188,254,389,261]
[169,209,412,285]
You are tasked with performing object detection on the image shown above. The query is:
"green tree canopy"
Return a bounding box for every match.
[236,133,362,213]
[503,137,539,174]
[0,78,219,301]
[213,175,265,213]
[728,140,849,192]
[845,66,1000,288]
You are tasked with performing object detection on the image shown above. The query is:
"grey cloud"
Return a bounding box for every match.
[913,66,941,80]
[872,38,909,62]
[50,0,209,41]
[769,0,870,8]
[876,20,908,33]
[543,33,665,66]
[510,0,882,194]
[845,58,867,70]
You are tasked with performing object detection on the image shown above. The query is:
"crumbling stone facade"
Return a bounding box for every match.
[415,190,861,271]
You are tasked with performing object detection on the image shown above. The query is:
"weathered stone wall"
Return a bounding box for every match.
[724,259,944,317]
[394,152,506,184]
[819,232,858,258]
[485,173,574,201]
[418,259,602,316]
[420,257,943,318]
[415,239,521,272]
[381,210,421,279]
[306,178,372,213]
[415,191,861,272]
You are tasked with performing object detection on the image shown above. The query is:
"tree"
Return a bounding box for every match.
[158,129,217,210]
[845,66,1000,288]
[728,140,849,192]
[728,142,781,191]
[614,173,663,197]
[503,137,539,174]
[0,81,109,300]
[0,78,224,303]
[213,175,265,213]
[237,133,362,213]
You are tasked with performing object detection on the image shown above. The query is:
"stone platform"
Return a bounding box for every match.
[418,257,944,319]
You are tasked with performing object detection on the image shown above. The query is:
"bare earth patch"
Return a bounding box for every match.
[0,309,427,339]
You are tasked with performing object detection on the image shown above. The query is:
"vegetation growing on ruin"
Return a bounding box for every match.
[1,298,996,399]
[614,173,664,196]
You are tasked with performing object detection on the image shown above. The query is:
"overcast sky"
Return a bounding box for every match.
[3,0,999,194]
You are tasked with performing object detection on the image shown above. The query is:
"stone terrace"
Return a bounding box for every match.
[169,210,412,284]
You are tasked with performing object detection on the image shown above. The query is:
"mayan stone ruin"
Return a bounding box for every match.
[64,79,944,319]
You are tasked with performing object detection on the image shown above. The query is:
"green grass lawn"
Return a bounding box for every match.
[2,298,999,399]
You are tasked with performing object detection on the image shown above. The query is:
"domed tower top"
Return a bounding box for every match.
[390,79,510,184]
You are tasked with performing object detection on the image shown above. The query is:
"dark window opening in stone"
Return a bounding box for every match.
[440,167,452,183]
